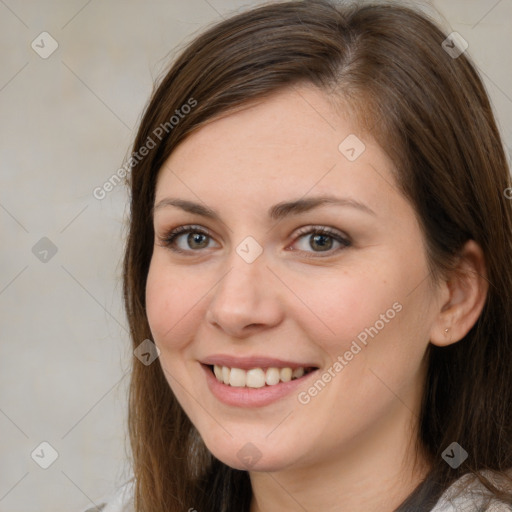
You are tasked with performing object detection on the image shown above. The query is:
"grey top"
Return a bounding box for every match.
[80,470,512,512]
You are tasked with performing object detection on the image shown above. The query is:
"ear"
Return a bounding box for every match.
[429,240,489,347]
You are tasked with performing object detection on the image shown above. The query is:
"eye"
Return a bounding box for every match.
[157,224,351,257]
[157,225,217,254]
[290,226,351,257]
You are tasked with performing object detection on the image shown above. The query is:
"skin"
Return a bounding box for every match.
[145,83,488,512]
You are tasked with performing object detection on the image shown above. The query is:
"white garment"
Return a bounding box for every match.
[78,480,134,512]
[81,471,511,512]
[430,471,511,512]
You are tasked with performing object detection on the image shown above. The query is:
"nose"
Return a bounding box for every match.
[205,250,284,338]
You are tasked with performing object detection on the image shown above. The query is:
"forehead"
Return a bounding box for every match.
[164,85,346,174]
[154,84,404,221]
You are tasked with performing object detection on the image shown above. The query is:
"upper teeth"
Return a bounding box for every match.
[213,365,307,388]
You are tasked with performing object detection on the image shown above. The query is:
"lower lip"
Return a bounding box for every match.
[201,363,318,408]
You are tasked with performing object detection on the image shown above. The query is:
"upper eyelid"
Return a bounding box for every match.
[159,223,347,238]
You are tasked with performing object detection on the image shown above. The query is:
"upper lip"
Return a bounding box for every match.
[200,354,319,370]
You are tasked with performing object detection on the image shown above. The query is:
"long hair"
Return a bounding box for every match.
[121,1,512,510]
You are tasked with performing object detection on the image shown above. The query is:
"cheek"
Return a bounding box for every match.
[292,259,430,378]
[292,265,402,349]
[145,257,200,349]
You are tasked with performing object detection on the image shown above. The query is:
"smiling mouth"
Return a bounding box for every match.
[208,364,318,388]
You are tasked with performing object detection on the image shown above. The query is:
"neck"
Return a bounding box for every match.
[248,407,430,512]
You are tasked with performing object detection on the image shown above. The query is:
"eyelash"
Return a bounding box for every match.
[157,224,351,258]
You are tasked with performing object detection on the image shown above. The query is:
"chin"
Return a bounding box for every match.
[202,436,303,473]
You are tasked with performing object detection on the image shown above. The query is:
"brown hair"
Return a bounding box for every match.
[122,1,512,510]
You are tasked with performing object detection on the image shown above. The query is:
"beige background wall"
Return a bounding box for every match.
[1,1,511,510]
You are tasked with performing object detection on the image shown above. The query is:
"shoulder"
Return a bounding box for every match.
[431,470,512,512]
[78,480,134,512]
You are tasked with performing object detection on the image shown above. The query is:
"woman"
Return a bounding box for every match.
[91,0,512,510]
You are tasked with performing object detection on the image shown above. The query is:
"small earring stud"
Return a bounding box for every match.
[444,328,450,334]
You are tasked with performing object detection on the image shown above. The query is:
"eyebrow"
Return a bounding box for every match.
[152,195,376,221]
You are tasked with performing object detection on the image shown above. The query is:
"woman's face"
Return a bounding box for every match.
[146,84,444,473]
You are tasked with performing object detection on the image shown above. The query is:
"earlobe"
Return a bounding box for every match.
[429,240,489,347]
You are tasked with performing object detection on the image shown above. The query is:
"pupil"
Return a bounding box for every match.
[312,234,332,251]
[189,233,208,248]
